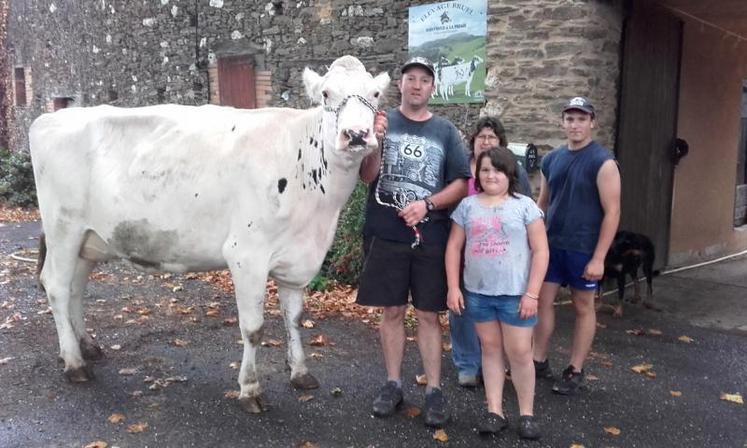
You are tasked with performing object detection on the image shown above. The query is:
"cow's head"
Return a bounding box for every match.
[303,56,390,155]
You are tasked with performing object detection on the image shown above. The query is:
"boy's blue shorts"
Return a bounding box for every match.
[544,246,597,290]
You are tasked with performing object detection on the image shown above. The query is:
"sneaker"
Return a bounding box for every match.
[552,365,585,395]
[423,388,449,427]
[534,359,554,380]
[458,372,480,388]
[372,381,403,417]
[517,415,541,440]
[478,412,508,434]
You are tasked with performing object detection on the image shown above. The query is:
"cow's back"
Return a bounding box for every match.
[30,104,316,270]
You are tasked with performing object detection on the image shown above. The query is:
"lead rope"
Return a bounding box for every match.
[373,128,429,249]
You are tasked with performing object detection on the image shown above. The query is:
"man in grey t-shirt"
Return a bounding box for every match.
[357,57,470,428]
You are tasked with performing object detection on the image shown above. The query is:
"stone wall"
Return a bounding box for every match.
[7,0,624,153]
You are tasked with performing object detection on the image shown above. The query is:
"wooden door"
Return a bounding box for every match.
[217,55,256,109]
[615,0,683,269]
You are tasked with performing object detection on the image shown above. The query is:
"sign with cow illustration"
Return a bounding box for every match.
[408,0,487,104]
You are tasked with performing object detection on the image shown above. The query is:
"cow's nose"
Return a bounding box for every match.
[344,129,369,147]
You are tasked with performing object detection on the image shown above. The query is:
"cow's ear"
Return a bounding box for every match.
[303,67,324,104]
[372,72,391,96]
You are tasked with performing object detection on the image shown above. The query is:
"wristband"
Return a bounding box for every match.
[525,292,539,300]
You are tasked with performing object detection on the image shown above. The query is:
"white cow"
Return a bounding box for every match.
[29,55,390,413]
[435,55,484,101]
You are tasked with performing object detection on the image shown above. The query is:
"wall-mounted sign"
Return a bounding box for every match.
[408,0,487,104]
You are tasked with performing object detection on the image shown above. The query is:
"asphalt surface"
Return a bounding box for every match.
[1,220,746,448]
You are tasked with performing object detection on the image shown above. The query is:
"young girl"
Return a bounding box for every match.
[445,148,549,440]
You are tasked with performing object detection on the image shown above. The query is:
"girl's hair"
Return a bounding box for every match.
[468,116,508,159]
[474,147,519,197]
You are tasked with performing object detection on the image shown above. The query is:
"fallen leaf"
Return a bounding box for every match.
[670,391,682,397]
[442,341,452,352]
[570,444,585,448]
[223,317,238,326]
[603,426,621,436]
[298,394,314,402]
[83,442,108,448]
[404,405,421,418]
[261,338,283,347]
[309,334,329,346]
[172,285,183,293]
[129,390,143,397]
[720,392,744,405]
[626,328,645,336]
[600,360,614,368]
[433,428,449,442]
[110,344,122,351]
[301,319,315,328]
[644,371,657,379]
[37,307,52,315]
[309,352,324,359]
[0,356,14,365]
[648,329,663,336]
[631,363,654,374]
[126,422,149,433]
[229,362,240,369]
[205,309,220,317]
[118,368,138,376]
[107,413,126,424]
[586,374,600,381]
[678,335,694,343]
[330,387,343,397]
[415,374,428,385]
[298,442,319,448]
[172,338,189,347]
[224,390,240,399]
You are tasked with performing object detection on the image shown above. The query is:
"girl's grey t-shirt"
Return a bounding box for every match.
[451,194,544,296]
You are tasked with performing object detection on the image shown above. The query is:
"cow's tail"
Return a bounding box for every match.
[37,233,47,292]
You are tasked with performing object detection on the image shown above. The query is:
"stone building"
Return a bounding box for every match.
[3,0,747,268]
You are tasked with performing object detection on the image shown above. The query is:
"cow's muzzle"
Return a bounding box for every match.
[344,129,369,148]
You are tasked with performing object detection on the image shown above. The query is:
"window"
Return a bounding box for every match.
[53,97,73,111]
[14,67,26,106]
[734,81,747,227]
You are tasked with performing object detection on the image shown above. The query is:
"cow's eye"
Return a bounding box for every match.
[373,91,380,98]
[322,90,329,100]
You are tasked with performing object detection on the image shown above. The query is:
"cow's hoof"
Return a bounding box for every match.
[291,373,320,390]
[81,343,104,361]
[239,395,267,414]
[64,365,94,383]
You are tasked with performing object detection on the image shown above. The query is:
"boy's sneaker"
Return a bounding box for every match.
[478,412,508,434]
[517,415,541,440]
[423,388,449,427]
[552,365,585,395]
[534,359,554,380]
[372,381,403,417]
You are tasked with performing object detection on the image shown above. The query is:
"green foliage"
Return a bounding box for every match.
[0,149,37,207]
[316,181,369,288]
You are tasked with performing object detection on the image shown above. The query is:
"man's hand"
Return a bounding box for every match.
[398,200,428,227]
[374,111,387,143]
[583,257,605,281]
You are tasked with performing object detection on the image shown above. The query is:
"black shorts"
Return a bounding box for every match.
[356,236,448,312]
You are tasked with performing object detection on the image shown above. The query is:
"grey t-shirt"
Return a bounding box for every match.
[451,194,544,296]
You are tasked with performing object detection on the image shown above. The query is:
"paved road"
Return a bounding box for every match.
[1,221,745,447]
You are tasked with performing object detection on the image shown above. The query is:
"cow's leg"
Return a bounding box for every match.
[69,258,103,361]
[40,234,92,382]
[277,286,319,390]
[230,265,271,414]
